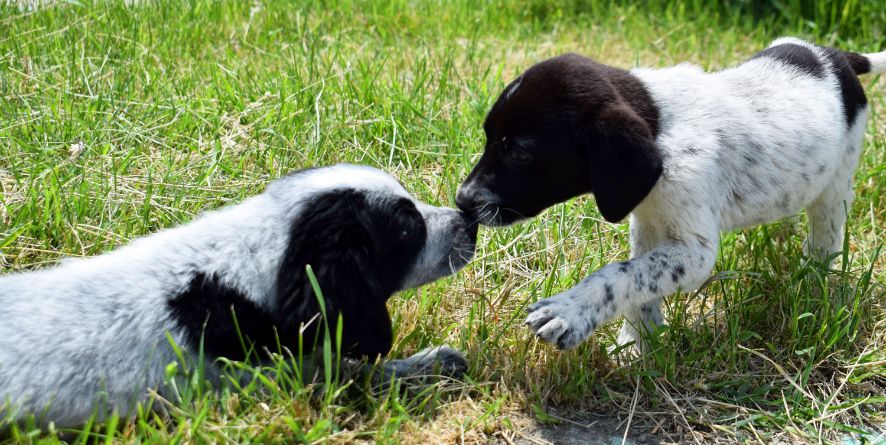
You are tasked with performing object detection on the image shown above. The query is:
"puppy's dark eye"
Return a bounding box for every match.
[399,230,410,240]
[509,147,533,164]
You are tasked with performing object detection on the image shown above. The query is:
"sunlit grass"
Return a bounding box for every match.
[1,0,884,443]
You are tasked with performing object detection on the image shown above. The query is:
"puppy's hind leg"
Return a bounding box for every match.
[805,179,853,266]
[805,120,864,266]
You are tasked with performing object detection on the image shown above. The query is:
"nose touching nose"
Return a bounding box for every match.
[455,182,479,216]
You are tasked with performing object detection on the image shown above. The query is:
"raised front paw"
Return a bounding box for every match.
[525,294,596,349]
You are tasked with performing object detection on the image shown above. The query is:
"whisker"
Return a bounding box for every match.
[501,206,527,220]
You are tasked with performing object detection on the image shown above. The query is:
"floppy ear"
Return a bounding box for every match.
[276,190,393,359]
[579,103,663,223]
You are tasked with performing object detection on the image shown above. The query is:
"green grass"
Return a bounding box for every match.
[1,0,885,443]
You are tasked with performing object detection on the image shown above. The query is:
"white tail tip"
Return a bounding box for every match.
[862,50,886,74]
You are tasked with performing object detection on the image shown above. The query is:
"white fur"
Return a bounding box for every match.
[863,50,886,73]
[526,38,874,350]
[0,164,470,427]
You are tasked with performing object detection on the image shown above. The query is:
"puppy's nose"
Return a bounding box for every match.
[455,184,477,215]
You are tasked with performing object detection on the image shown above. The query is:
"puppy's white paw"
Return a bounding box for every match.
[525,294,596,349]
[612,326,647,356]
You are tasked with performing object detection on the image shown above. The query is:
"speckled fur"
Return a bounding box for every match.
[523,38,881,350]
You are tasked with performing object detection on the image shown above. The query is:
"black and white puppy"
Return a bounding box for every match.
[457,37,884,351]
[0,164,476,427]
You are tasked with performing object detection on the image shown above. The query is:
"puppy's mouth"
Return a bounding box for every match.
[466,203,527,227]
[446,243,475,272]
[447,216,478,271]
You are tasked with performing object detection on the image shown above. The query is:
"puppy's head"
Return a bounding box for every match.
[456,53,663,225]
[272,165,476,357]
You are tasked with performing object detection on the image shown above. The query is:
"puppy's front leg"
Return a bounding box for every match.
[382,345,467,379]
[526,231,718,349]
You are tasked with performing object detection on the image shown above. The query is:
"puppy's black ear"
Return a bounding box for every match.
[579,103,663,223]
[276,190,393,359]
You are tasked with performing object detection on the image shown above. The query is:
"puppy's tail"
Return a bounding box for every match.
[844,49,886,75]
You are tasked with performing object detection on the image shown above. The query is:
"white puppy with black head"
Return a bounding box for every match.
[0,164,476,428]
[457,38,884,351]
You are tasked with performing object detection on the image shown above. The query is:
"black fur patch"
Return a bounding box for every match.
[843,51,871,75]
[822,48,868,126]
[275,189,426,359]
[168,273,283,361]
[750,43,824,78]
[169,188,428,362]
[457,53,662,224]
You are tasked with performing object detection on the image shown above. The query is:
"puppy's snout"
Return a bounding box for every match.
[455,183,479,216]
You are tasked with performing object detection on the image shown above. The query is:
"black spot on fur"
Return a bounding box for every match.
[818,164,826,174]
[618,261,631,273]
[671,264,686,283]
[750,43,825,78]
[604,284,615,303]
[634,270,645,292]
[822,47,868,126]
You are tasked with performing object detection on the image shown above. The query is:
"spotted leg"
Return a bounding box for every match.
[805,154,859,267]
[526,224,718,350]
